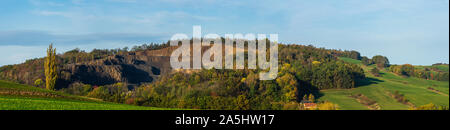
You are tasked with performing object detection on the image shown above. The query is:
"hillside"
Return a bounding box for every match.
[0,42,448,110]
[0,44,173,88]
[0,80,174,110]
[319,57,449,110]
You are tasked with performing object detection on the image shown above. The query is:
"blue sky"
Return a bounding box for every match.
[0,0,448,66]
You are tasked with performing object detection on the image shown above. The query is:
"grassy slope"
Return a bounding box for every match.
[415,65,449,72]
[319,57,449,110]
[0,80,173,110]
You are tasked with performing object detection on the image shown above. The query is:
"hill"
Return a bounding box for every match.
[0,80,174,110]
[318,57,449,110]
[0,41,448,110]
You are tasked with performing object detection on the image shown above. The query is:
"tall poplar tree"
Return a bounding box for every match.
[45,44,58,90]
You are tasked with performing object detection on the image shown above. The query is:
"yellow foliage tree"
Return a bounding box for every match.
[276,73,298,102]
[312,61,321,66]
[317,101,339,110]
[410,103,448,110]
[45,44,58,90]
[34,79,44,88]
[308,94,315,102]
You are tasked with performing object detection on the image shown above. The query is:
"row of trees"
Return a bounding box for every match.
[60,43,170,64]
[331,50,362,60]
[389,64,449,81]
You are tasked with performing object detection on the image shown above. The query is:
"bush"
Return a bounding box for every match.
[317,101,339,110]
[34,79,44,88]
[410,103,449,110]
[61,82,92,96]
[87,83,129,103]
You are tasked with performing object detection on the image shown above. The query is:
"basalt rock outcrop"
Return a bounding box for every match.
[0,47,178,88]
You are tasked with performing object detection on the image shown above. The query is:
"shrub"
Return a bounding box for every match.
[61,82,92,96]
[34,79,44,88]
[317,101,339,110]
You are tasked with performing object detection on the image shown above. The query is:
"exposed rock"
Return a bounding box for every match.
[0,47,177,89]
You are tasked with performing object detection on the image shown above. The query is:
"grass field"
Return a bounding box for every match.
[0,96,170,110]
[318,57,449,110]
[0,80,174,110]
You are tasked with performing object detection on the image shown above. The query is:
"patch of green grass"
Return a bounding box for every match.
[338,57,361,64]
[416,65,449,72]
[0,96,171,110]
[319,90,369,110]
[0,80,94,101]
[433,65,449,72]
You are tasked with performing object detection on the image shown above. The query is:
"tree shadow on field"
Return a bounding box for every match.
[311,77,384,101]
[355,77,384,87]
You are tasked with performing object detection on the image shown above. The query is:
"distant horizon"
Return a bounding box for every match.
[1,0,448,66]
[1,40,447,67]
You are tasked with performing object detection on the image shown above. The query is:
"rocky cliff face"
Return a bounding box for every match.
[0,47,178,88]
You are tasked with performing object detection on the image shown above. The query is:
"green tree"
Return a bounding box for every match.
[349,51,361,60]
[45,44,58,90]
[372,55,390,68]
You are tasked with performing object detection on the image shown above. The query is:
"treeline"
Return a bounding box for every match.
[60,43,169,64]
[389,64,449,81]
[331,50,362,60]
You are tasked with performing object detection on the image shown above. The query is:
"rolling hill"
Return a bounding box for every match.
[318,57,449,110]
[0,42,448,110]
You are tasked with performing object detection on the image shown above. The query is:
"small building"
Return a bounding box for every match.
[301,100,317,109]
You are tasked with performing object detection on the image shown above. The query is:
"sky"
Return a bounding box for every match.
[0,0,448,66]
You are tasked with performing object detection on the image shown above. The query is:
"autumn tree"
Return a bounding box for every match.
[276,73,299,102]
[372,55,390,68]
[308,94,315,102]
[45,44,58,90]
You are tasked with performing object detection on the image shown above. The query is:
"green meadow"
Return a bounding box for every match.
[319,57,449,110]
